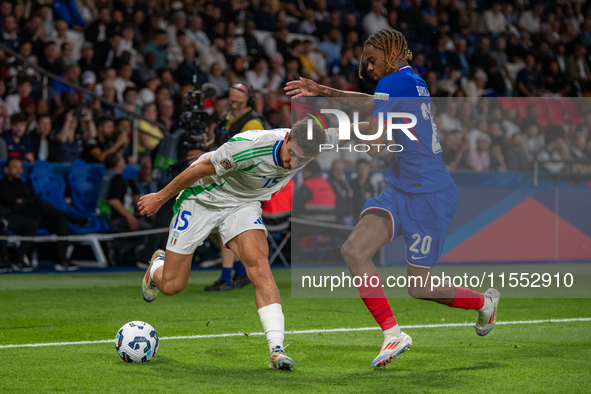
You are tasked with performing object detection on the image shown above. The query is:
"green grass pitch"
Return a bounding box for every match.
[1,269,590,393]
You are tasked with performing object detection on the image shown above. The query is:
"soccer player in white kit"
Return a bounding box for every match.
[138,119,332,370]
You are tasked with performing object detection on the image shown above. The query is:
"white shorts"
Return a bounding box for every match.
[166,199,267,255]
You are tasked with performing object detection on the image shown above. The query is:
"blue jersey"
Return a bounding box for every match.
[371,65,454,194]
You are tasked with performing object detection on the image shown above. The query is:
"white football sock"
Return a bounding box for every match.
[383,324,401,337]
[149,257,165,280]
[258,303,285,354]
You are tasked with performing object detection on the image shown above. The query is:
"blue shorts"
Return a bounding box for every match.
[360,183,458,269]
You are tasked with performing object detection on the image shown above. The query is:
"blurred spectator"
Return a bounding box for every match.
[489,144,508,172]
[466,117,491,151]
[442,130,467,171]
[327,159,351,223]
[5,77,32,116]
[246,57,271,93]
[293,160,337,222]
[515,54,540,97]
[439,100,462,133]
[208,62,229,95]
[39,41,63,76]
[136,78,157,105]
[186,15,209,52]
[501,107,521,142]
[518,4,543,35]
[101,153,152,265]
[567,45,591,94]
[0,134,6,159]
[543,60,570,97]
[175,45,207,86]
[483,2,505,33]
[522,124,545,164]
[142,29,168,69]
[468,136,490,172]
[318,28,341,68]
[31,114,54,161]
[504,133,529,172]
[362,0,390,37]
[52,109,84,162]
[537,126,569,174]
[85,6,110,45]
[0,15,18,51]
[2,113,33,162]
[114,64,136,103]
[82,116,128,163]
[132,156,158,196]
[20,97,37,133]
[53,20,83,61]
[348,159,374,222]
[137,102,163,157]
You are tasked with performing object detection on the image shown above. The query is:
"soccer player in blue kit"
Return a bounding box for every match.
[286,29,500,368]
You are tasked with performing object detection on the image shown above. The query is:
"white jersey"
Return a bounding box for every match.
[175,128,339,210]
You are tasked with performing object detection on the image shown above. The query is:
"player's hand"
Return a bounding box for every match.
[284,77,321,98]
[126,214,139,231]
[138,193,163,217]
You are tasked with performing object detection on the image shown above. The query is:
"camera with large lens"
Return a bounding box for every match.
[166,83,218,178]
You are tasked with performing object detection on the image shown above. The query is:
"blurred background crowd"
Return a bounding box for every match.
[1,0,591,272]
[0,0,590,173]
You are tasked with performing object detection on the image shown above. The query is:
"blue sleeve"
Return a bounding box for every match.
[52,1,71,25]
[68,0,87,26]
[372,77,398,121]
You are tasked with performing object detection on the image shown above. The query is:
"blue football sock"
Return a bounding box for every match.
[233,261,247,277]
[221,267,232,285]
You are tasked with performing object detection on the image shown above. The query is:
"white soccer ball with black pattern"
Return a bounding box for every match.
[115,321,159,363]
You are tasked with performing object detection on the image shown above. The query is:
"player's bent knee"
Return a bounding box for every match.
[340,241,364,266]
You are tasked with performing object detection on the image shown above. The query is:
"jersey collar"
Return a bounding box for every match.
[273,140,283,167]
[398,65,412,72]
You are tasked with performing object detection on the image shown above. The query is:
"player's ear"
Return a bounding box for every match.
[285,132,290,143]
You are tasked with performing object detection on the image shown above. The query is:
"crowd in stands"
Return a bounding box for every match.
[0,0,589,174]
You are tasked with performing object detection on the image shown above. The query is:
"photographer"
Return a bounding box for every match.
[212,83,265,148]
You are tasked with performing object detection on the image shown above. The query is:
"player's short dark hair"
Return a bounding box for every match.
[288,118,325,157]
[105,153,121,169]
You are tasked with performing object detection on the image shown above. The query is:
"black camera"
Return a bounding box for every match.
[166,83,218,178]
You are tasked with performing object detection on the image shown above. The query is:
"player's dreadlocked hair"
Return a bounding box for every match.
[359,29,413,79]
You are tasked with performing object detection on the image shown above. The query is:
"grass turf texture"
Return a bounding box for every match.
[1,270,590,393]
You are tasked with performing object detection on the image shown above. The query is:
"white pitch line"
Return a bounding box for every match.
[1,317,590,350]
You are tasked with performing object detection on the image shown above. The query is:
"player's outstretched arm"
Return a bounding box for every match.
[285,77,374,113]
[138,158,216,217]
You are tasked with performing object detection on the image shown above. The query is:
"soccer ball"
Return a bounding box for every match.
[115,321,159,363]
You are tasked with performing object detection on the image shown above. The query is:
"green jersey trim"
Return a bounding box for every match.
[235,151,273,163]
[173,181,227,215]
[228,136,253,142]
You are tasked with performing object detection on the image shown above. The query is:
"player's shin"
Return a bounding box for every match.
[257,303,285,353]
[357,273,400,335]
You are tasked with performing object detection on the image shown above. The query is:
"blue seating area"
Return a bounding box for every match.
[0,160,140,235]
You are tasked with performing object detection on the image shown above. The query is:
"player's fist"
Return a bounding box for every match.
[284,77,321,98]
[138,193,163,217]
